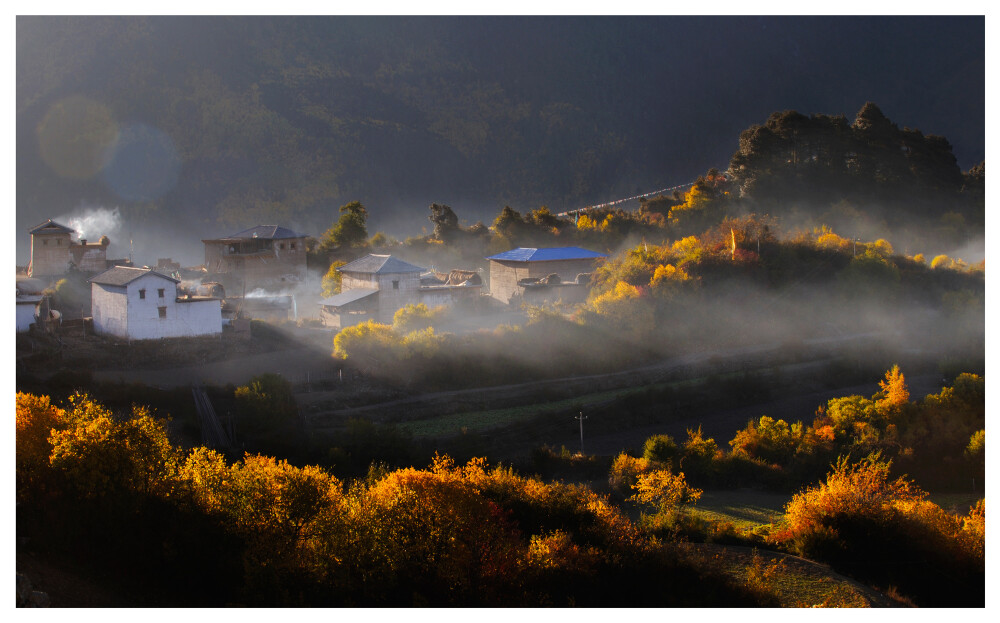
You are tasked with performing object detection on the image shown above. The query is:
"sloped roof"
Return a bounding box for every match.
[89,266,180,287]
[226,225,306,240]
[29,219,75,235]
[338,254,424,274]
[317,288,378,307]
[486,247,607,262]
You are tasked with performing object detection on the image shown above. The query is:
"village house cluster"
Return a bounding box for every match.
[17,218,606,340]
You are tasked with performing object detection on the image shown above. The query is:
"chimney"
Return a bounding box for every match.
[80,239,87,245]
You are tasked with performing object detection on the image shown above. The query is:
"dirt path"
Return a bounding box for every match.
[298,337,840,421]
[682,543,907,607]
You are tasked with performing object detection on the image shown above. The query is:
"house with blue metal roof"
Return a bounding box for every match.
[485,246,607,304]
[202,224,309,288]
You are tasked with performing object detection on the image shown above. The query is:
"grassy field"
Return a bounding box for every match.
[393,371,752,438]
[394,384,655,437]
[927,492,982,514]
[691,489,790,533]
[688,544,900,607]
[683,489,907,607]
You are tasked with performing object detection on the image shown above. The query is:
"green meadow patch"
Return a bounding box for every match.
[691,489,790,533]
[396,385,653,437]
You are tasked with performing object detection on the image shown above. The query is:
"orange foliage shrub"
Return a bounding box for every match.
[629,468,702,511]
[343,456,523,601]
[15,392,67,499]
[814,227,851,252]
[589,280,654,341]
[18,393,777,606]
[47,395,180,499]
[874,364,909,418]
[608,452,651,496]
[771,453,984,606]
[683,426,719,461]
[777,453,923,546]
[527,529,600,575]
[729,415,805,464]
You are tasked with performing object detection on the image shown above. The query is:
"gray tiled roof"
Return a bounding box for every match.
[29,219,75,235]
[317,288,379,307]
[338,254,424,274]
[89,266,179,287]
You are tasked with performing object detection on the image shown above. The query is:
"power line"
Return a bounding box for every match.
[556,180,700,218]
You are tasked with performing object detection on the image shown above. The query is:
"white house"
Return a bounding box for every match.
[90,266,222,340]
[15,294,43,332]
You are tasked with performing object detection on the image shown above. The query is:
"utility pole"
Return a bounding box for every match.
[575,412,587,455]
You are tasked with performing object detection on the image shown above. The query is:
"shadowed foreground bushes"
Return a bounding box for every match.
[768,453,984,607]
[16,392,774,607]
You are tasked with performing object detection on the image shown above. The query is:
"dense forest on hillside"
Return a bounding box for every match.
[17,16,983,264]
[17,16,672,236]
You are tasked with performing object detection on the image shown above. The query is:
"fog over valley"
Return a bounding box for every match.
[15,15,985,609]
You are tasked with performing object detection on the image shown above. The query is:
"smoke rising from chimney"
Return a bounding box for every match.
[56,206,123,244]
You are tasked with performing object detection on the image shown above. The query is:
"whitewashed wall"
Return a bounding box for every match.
[172,299,222,337]
[91,283,129,338]
[126,273,180,339]
[93,273,221,340]
[16,302,37,332]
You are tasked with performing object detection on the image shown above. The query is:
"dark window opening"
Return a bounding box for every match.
[43,240,48,246]
[227,239,274,255]
[279,243,285,250]
[158,288,165,298]
[158,307,167,318]
[290,242,296,250]
[139,289,146,299]
[392,280,399,290]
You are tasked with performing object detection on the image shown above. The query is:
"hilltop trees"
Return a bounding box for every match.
[428,203,460,243]
[320,201,369,251]
[727,103,977,231]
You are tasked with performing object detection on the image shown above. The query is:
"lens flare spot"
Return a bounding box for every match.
[101,123,181,202]
[37,96,118,180]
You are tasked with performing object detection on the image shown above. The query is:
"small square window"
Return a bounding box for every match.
[158,307,167,318]
[139,289,146,299]
[290,242,296,250]
[158,288,165,298]
[392,280,399,290]
[279,243,285,250]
